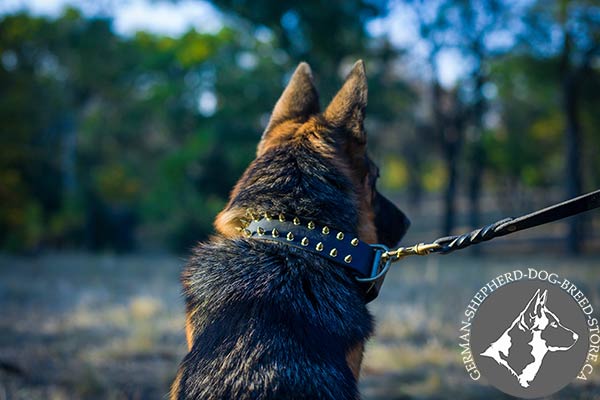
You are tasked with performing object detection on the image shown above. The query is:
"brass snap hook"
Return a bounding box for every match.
[382,242,442,262]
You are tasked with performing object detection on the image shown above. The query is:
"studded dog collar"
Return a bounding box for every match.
[242,214,391,302]
[239,190,600,302]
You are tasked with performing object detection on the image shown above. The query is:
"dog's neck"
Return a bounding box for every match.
[518,330,549,387]
[213,144,378,242]
[480,315,532,374]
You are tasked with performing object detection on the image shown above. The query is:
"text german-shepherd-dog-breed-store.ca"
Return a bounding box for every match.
[170,60,410,400]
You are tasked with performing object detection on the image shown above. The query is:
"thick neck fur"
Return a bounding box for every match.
[174,140,373,400]
[217,137,360,236]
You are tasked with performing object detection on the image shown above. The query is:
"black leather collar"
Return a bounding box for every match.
[244,215,390,302]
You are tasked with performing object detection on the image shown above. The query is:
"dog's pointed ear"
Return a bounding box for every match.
[520,289,541,329]
[264,62,319,133]
[324,60,368,143]
[540,289,548,304]
[534,289,548,317]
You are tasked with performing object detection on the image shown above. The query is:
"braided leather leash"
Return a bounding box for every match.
[383,189,600,262]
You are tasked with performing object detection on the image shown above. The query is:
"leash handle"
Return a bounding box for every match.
[385,189,600,260]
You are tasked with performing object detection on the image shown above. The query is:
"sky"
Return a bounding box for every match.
[367,2,467,88]
[0,0,223,36]
[0,0,465,87]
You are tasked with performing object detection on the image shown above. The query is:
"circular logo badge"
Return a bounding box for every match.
[470,280,589,398]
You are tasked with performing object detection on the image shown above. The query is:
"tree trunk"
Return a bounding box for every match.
[562,50,583,254]
[442,93,464,236]
[556,0,586,254]
[61,114,77,197]
[406,138,424,209]
[431,80,459,237]
[443,142,459,236]
[467,71,486,255]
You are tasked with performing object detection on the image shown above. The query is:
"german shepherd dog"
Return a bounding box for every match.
[170,60,410,399]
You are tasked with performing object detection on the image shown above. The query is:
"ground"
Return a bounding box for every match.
[0,253,599,399]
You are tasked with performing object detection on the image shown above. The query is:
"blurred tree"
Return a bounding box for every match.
[208,0,419,202]
[520,0,600,253]
[487,55,563,207]
[362,40,419,203]
[208,0,388,98]
[1,0,597,254]
[0,12,70,250]
[0,9,283,252]
[445,0,508,250]
[404,0,464,236]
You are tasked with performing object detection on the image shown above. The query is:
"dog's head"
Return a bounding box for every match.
[520,289,579,351]
[216,61,409,247]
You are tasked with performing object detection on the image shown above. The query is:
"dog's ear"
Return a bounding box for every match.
[324,60,367,144]
[534,289,548,315]
[524,289,547,322]
[520,289,542,329]
[263,62,320,135]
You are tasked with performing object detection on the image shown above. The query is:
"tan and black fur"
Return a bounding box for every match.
[171,60,409,399]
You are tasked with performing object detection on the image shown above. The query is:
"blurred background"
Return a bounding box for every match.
[0,0,599,399]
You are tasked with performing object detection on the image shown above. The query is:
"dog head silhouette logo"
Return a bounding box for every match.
[470,280,590,398]
[480,289,579,388]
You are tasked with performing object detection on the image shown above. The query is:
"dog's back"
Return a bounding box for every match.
[172,237,371,399]
[172,145,373,399]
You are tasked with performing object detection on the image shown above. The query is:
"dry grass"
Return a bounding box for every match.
[1,253,599,399]
[0,253,186,400]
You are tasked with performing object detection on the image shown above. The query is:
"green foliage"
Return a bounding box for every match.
[485,55,564,187]
[0,9,276,252]
[0,1,598,252]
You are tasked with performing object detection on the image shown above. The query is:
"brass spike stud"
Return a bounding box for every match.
[257,227,265,236]
[239,218,250,227]
[246,208,259,221]
[336,232,344,240]
[344,255,352,263]
[278,213,286,222]
[264,212,272,221]
[243,229,252,237]
[307,221,315,230]
[293,217,301,225]
[316,242,324,251]
[329,248,338,257]
[322,226,330,235]
[351,238,359,246]
[271,228,279,238]
[301,237,309,246]
[286,232,294,241]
